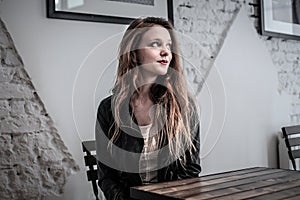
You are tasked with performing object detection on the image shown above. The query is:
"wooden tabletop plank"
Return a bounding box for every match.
[130,168,300,200]
[248,186,300,200]
[168,170,295,198]
[284,194,300,200]
[154,168,285,195]
[132,167,265,192]
[198,167,267,181]
[138,168,283,195]
[184,171,300,199]
[207,178,300,200]
[131,190,181,200]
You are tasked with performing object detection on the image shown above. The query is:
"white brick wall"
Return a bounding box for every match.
[175,0,241,94]
[176,0,300,124]
[0,19,79,200]
[262,37,300,123]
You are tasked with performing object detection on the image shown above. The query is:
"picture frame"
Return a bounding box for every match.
[46,0,173,25]
[260,0,300,40]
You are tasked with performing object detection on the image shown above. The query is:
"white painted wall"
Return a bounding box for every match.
[199,8,290,175]
[0,0,292,199]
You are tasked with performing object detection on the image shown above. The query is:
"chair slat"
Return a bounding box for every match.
[87,169,98,181]
[82,140,96,153]
[282,125,300,136]
[82,140,99,200]
[282,125,300,170]
[292,149,300,159]
[289,137,300,147]
[84,154,97,166]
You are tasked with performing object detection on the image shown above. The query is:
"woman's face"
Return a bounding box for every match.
[137,25,173,80]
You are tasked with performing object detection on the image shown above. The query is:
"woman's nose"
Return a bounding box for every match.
[160,46,170,56]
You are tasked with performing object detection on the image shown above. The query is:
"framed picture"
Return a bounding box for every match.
[260,0,300,40]
[46,0,173,25]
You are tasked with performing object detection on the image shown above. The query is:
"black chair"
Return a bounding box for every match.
[281,125,300,170]
[82,140,99,200]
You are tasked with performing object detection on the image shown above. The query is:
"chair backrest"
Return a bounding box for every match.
[82,140,99,200]
[281,125,300,170]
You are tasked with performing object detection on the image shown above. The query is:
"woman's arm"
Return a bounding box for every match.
[96,161,130,200]
[177,122,201,179]
[177,102,201,179]
[95,98,132,200]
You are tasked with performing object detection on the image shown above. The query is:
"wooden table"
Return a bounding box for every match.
[130,167,300,200]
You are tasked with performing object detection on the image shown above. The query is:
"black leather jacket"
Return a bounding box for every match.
[95,95,201,200]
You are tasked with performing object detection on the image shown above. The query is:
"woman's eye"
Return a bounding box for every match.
[150,42,160,47]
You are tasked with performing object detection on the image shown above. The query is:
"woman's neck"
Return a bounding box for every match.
[132,84,154,126]
[139,84,151,97]
[139,70,158,88]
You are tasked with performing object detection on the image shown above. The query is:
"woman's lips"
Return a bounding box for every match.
[158,60,168,65]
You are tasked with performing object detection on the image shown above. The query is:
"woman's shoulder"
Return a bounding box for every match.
[97,95,113,114]
[99,95,112,106]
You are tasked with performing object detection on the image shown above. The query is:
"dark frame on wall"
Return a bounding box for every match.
[260,0,300,40]
[46,0,173,25]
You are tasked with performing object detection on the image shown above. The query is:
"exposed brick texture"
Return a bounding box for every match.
[0,19,79,200]
[262,37,300,123]
[176,0,300,124]
[175,0,242,95]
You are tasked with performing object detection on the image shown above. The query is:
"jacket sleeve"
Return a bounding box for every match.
[177,103,201,179]
[95,99,133,200]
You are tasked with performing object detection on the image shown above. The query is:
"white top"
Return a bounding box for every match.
[138,124,158,184]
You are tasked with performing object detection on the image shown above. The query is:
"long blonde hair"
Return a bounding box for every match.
[110,17,197,165]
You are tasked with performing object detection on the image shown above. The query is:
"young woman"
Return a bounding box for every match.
[95,17,201,200]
